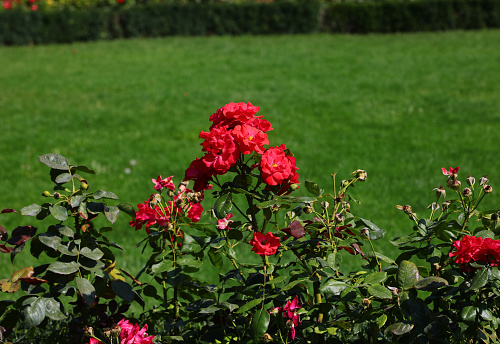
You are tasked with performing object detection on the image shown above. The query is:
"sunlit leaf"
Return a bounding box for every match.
[39,154,69,170]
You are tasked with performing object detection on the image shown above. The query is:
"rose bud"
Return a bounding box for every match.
[466,175,475,187]
[483,185,493,194]
[479,175,489,186]
[352,169,367,181]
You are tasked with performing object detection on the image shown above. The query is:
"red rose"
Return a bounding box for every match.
[209,102,260,130]
[249,231,280,256]
[449,235,500,271]
[260,144,299,186]
[232,124,269,155]
[184,158,214,192]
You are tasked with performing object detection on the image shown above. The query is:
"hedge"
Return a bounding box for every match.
[0,0,499,46]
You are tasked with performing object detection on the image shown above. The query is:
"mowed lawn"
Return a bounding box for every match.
[1,30,499,283]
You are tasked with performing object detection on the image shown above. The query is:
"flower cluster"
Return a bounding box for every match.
[270,296,302,340]
[184,102,299,193]
[2,0,37,10]
[88,319,154,344]
[449,235,500,271]
[129,175,203,233]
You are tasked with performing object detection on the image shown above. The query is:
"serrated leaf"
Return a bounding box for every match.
[305,180,321,196]
[80,247,104,260]
[214,192,233,219]
[208,249,224,269]
[470,268,489,291]
[460,306,477,322]
[56,225,75,238]
[47,261,79,275]
[267,275,287,285]
[20,204,42,216]
[151,260,174,274]
[320,280,349,295]
[38,234,62,250]
[104,206,120,224]
[385,322,414,335]
[55,173,73,184]
[364,272,387,285]
[251,308,270,342]
[414,276,448,291]
[236,298,262,314]
[21,297,45,328]
[41,298,66,320]
[180,233,202,254]
[70,195,85,208]
[93,190,119,200]
[117,203,136,218]
[327,252,342,270]
[75,277,95,305]
[111,280,135,302]
[39,154,69,170]
[49,205,68,221]
[367,285,392,299]
[58,243,79,256]
[397,260,419,290]
[176,257,203,269]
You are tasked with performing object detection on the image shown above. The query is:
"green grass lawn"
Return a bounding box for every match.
[1,30,499,286]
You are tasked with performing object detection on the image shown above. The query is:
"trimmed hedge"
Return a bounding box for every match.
[0,0,499,46]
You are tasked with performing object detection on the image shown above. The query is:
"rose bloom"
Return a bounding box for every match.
[209,102,260,129]
[449,235,500,271]
[184,157,214,192]
[260,144,299,186]
[249,231,280,256]
[87,319,154,344]
[232,124,269,155]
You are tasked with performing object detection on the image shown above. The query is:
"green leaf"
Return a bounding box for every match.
[214,192,233,219]
[176,257,203,269]
[39,154,69,170]
[47,261,79,275]
[20,204,42,216]
[21,297,45,328]
[367,285,392,299]
[305,180,322,196]
[151,260,173,274]
[181,233,202,254]
[327,252,342,270]
[75,277,96,305]
[56,225,74,238]
[414,276,448,291]
[385,322,414,335]
[397,260,419,290]
[104,206,120,224]
[38,234,62,250]
[236,298,262,314]
[470,268,489,290]
[267,275,287,285]
[93,190,119,200]
[364,272,387,285]
[80,247,104,260]
[57,243,79,257]
[320,280,349,295]
[376,314,388,329]
[41,298,66,321]
[208,249,224,269]
[358,218,386,240]
[251,308,270,343]
[282,278,308,291]
[71,165,96,174]
[117,203,136,218]
[49,205,68,222]
[70,195,85,208]
[365,251,396,265]
[55,173,73,184]
[111,280,135,302]
[460,306,477,322]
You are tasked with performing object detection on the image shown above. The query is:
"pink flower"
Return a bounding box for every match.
[249,231,280,256]
[3,0,12,9]
[152,175,174,191]
[118,318,154,344]
[442,167,459,176]
[217,213,234,230]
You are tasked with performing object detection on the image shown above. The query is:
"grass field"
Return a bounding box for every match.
[1,30,499,285]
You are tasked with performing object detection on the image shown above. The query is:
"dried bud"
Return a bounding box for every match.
[447,179,461,191]
[352,169,367,181]
[432,186,446,199]
[84,326,94,337]
[321,201,330,210]
[442,200,451,211]
[271,204,280,213]
[53,192,60,199]
[342,201,351,212]
[362,298,371,307]
[42,191,51,197]
[483,185,493,194]
[303,205,313,214]
[396,205,413,214]
[466,175,475,187]
[427,202,440,211]
[462,188,472,197]
[263,333,273,342]
[409,212,418,221]
[360,227,370,238]
[167,189,175,198]
[479,175,488,186]
[334,213,344,223]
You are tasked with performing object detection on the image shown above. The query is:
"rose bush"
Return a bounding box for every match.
[0,102,499,344]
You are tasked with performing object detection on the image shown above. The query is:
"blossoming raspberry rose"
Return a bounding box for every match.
[260,144,299,186]
[249,231,281,256]
[449,235,500,271]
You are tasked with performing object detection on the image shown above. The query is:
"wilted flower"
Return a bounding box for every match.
[395,205,413,214]
[483,185,493,194]
[462,188,472,197]
[427,202,440,211]
[352,169,367,181]
[466,175,476,187]
[432,185,446,199]
[479,175,489,186]
[447,179,461,190]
